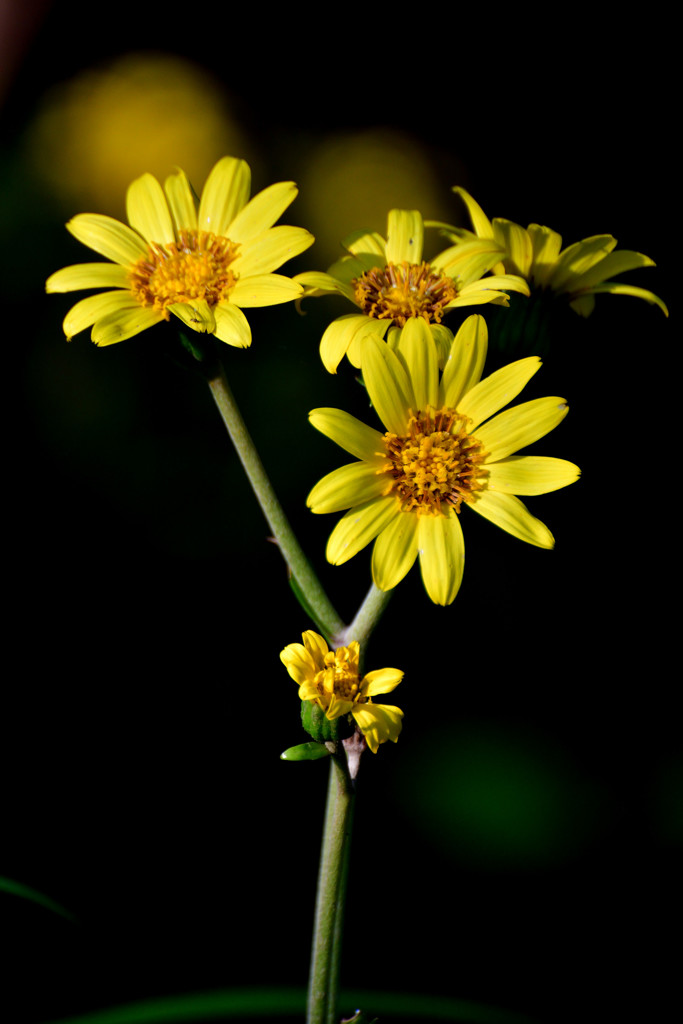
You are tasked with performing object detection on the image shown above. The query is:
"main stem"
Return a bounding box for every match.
[307,756,355,1024]
[205,355,344,640]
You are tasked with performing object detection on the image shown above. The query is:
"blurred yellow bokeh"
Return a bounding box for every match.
[25,52,252,216]
[296,129,463,266]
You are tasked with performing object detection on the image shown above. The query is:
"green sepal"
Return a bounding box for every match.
[287,573,330,640]
[280,742,331,762]
[177,329,213,363]
[301,700,339,744]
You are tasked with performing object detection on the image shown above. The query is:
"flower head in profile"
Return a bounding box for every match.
[46,156,314,347]
[446,186,668,317]
[296,208,529,373]
[307,315,580,605]
[280,631,403,753]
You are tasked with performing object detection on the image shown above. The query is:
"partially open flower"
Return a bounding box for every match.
[46,156,313,347]
[280,631,403,754]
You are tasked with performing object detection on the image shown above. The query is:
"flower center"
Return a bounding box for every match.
[353,261,457,326]
[381,407,488,516]
[128,229,240,315]
[314,644,365,704]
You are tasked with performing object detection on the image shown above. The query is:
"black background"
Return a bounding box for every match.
[2,4,677,1023]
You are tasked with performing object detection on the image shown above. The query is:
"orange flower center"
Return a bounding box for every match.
[128,229,240,316]
[353,261,457,326]
[381,407,488,516]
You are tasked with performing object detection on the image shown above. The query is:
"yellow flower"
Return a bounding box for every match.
[447,186,668,317]
[280,631,403,754]
[46,156,314,347]
[295,208,529,373]
[307,315,580,605]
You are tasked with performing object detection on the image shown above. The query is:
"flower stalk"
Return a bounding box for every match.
[307,754,355,1024]
[205,354,344,640]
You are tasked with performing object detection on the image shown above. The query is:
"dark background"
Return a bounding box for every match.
[2,3,677,1023]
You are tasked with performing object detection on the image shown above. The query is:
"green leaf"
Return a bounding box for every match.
[280,741,331,761]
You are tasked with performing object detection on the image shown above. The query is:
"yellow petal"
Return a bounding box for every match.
[385,209,423,265]
[527,224,562,287]
[487,456,580,495]
[237,226,314,276]
[452,187,495,239]
[227,181,299,242]
[308,462,387,514]
[294,271,355,302]
[440,314,488,409]
[477,396,569,461]
[418,512,465,606]
[46,263,131,293]
[569,249,656,292]
[351,704,403,753]
[371,511,419,592]
[308,408,385,461]
[549,235,617,292]
[326,497,398,565]
[91,306,164,346]
[302,630,329,666]
[198,156,251,237]
[492,218,532,277]
[213,303,251,347]
[469,491,554,548]
[395,318,439,410]
[362,335,413,435]
[164,169,198,232]
[362,668,404,697]
[458,357,541,431]
[169,300,216,334]
[582,281,668,316]
[126,172,175,245]
[63,291,137,340]
[67,214,148,266]
[230,274,302,307]
[343,228,386,258]
[280,642,317,685]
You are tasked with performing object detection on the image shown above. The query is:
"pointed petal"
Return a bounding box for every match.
[46,262,131,292]
[527,224,562,287]
[228,181,299,242]
[477,396,569,461]
[548,235,617,292]
[362,335,413,435]
[346,317,391,369]
[236,226,314,276]
[458,357,541,430]
[352,703,403,753]
[302,630,329,666]
[385,209,423,265]
[213,303,251,347]
[576,281,668,316]
[67,214,148,265]
[308,461,387,514]
[487,456,580,495]
[280,642,317,685]
[452,187,495,239]
[126,172,175,244]
[164,168,198,232]
[91,306,164,346]
[308,408,385,461]
[371,511,419,592]
[62,290,138,340]
[198,157,251,237]
[469,491,554,548]
[294,271,355,302]
[326,497,398,565]
[430,323,454,369]
[568,249,657,292]
[430,238,503,279]
[395,318,439,410]
[440,314,488,408]
[418,512,465,606]
[230,274,302,307]
[343,228,386,258]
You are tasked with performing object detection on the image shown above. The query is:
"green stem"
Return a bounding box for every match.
[339,582,393,652]
[307,756,355,1024]
[205,356,344,640]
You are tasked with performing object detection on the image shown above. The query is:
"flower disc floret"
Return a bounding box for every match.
[129,230,240,313]
[280,631,404,753]
[353,261,457,326]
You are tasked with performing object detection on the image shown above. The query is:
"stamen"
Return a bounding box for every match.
[313,643,365,704]
[380,408,488,516]
[353,261,457,326]
[129,229,240,316]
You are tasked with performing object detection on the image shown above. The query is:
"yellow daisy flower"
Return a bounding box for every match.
[295,208,530,373]
[447,186,668,317]
[46,156,314,347]
[307,315,580,606]
[280,630,403,754]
